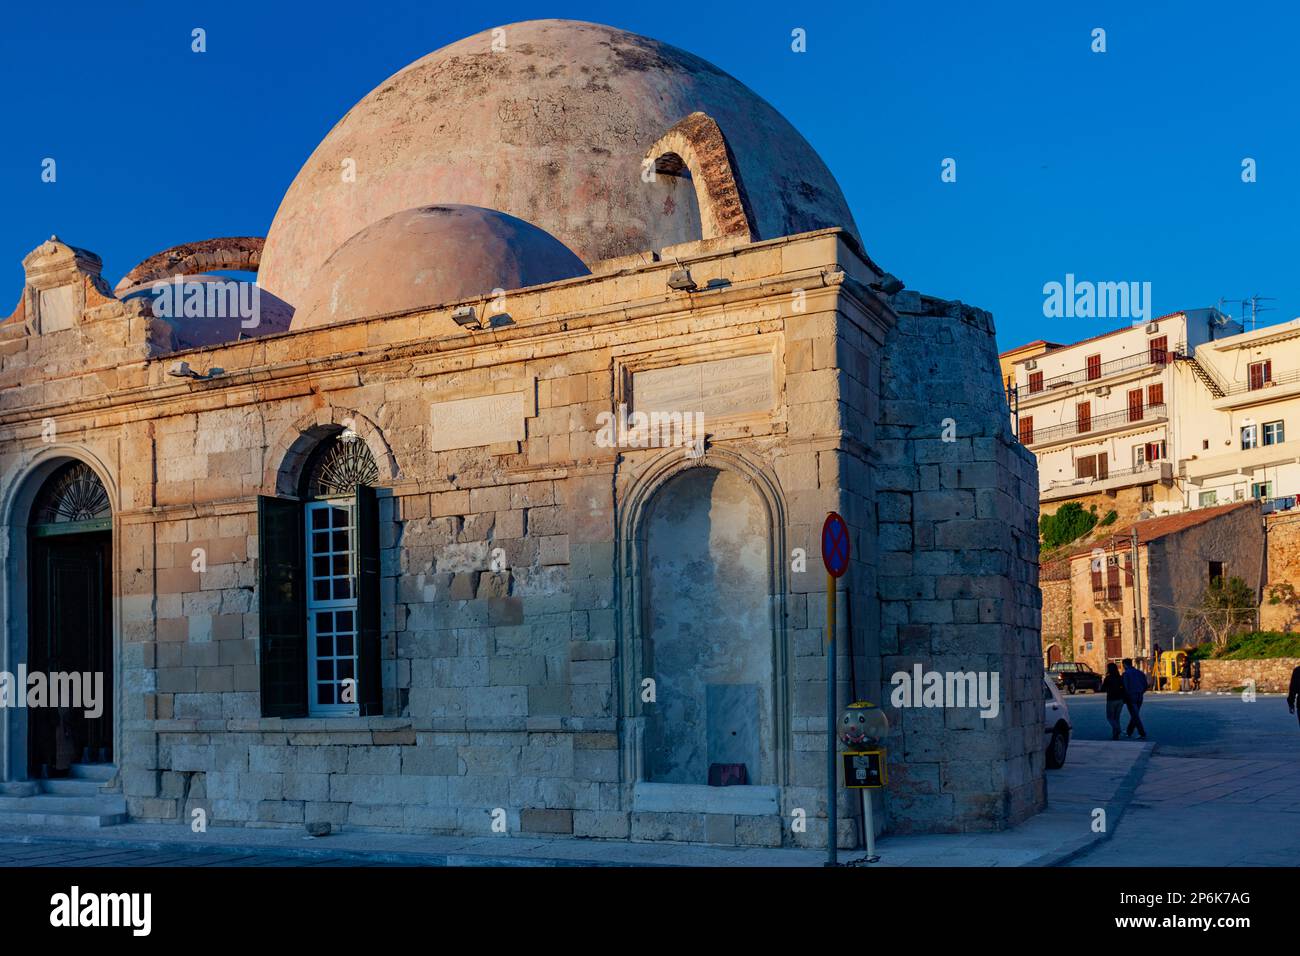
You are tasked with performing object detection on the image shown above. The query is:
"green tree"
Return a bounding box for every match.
[1198,576,1257,646]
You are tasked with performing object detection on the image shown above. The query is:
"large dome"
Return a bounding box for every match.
[259,19,858,307]
[291,205,590,330]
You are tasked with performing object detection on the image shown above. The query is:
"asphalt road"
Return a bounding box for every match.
[1065,691,1300,866]
[1064,690,1300,758]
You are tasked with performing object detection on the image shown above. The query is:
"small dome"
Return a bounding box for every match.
[290,205,590,330]
[119,274,294,349]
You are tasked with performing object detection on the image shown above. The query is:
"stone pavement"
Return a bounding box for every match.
[0,741,1147,867]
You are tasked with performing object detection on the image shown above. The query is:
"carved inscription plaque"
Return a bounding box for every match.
[632,352,775,420]
[429,391,528,451]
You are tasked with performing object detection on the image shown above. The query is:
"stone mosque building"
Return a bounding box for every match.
[0,20,1043,846]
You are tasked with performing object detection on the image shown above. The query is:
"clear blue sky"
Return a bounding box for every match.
[2,0,1296,350]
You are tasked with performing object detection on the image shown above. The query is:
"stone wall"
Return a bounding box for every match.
[0,230,1046,846]
[1040,575,1071,661]
[1198,658,1300,694]
[1262,514,1300,632]
[871,291,1045,834]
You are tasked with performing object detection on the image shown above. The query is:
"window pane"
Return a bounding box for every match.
[333,554,351,576]
[337,634,354,656]
[316,661,334,681]
[334,578,353,600]
[336,610,354,632]
[332,530,350,551]
[317,683,335,705]
[317,634,334,657]
[311,509,329,530]
[315,612,333,633]
[313,580,331,602]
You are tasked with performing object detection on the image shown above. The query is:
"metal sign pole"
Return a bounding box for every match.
[826,570,837,867]
[861,788,875,859]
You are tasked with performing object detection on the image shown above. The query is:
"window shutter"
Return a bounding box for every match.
[354,484,383,716]
[257,495,307,717]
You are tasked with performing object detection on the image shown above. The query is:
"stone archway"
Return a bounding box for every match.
[1,449,119,783]
[617,447,790,794]
[640,466,773,786]
[262,406,397,497]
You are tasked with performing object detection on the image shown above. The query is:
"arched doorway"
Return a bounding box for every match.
[1045,644,1063,667]
[640,466,775,787]
[26,461,113,777]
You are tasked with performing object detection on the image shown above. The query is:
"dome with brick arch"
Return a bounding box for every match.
[290,205,590,330]
[258,19,858,309]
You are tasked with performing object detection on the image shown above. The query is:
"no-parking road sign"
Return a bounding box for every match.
[822,511,850,578]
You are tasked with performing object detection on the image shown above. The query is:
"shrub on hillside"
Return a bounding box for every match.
[1040,502,1098,550]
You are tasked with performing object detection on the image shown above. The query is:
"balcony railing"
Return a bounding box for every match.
[1025,402,1168,446]
[1044,460,1165,491]
[1020,343,1185,397]
[1221,365,1300,397]
[1262,495,1299,515]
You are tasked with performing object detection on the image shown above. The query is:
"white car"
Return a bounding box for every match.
[1044,675,1072,769]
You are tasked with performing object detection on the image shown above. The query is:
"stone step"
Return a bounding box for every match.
[68,763,116,782]
[0,793,127,816]
[40,777,107,797]
[0,808,128,828]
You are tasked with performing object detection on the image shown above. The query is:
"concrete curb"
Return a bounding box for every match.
[1023,741,1155,867]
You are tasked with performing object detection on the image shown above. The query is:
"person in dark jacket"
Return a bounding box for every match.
[1122,658,1148,739]
[1192,658,1201,691]
[1100,662,1127,740]
[1288,665,1300,727]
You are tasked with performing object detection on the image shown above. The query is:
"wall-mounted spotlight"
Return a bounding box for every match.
[167,361,224,380]
[667,268,697,292]
[452,305,482,330]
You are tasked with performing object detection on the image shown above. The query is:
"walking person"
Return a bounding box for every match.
[1100,662,1127,740]
[1192,658,1201,692]
[1122,657,1148,739]
[1288,664,1300,728]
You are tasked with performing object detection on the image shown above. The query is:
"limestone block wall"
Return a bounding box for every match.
[1262,514,1300,631]
[1198,658,1300,693]
[1039,577,1072,660]
[0,228,1048,846]
[871,291,1045,833]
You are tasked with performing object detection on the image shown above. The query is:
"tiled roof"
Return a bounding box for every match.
[1065,501,1258,560]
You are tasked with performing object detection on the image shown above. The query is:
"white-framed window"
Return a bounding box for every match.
[1242,424,1258,450]
[1198,490,1218,508]
[305,500,359,716]
[1263,420,1285,446]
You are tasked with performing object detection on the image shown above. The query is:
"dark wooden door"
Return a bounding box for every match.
[28,532,112,775]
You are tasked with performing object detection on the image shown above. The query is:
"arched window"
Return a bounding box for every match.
[258,431,382,718]
[31,462,111,534]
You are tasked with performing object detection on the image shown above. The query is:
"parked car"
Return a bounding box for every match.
[1048,661,1103,695]
[1044,675,1072,769]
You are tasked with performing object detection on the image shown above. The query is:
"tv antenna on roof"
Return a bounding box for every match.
[1245,295,1276,332]
[1219,295,1275,332]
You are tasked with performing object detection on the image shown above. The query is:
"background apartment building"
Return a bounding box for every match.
[1009,310,1240,524]
[1175,317,1300,514]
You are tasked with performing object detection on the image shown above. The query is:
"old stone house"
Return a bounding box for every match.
[1062,502,1263,673]
[0,20,1042,845]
